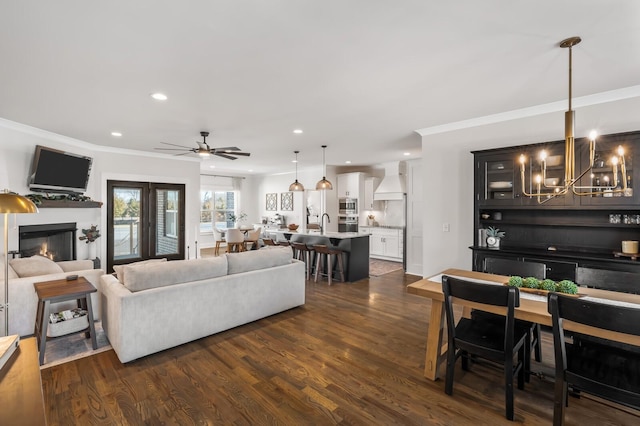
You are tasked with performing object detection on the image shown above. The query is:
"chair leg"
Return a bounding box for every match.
[524,332,532,383]
[517,345,525,390]
[504,357,514,421]
[314,254,321,283]
[327,254,332,285]
[445,347,456,396]
[553,379,567,426]
[215,242,220,256]
[336,252,345,282]
[533,324,542,362]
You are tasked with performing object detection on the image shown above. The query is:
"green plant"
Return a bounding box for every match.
[228,212,247,223]
[557,280,578,295]
[522,276,540,289]
[486,226,505,238]
[540,279,557,291]
[507,276,523,287]
[79,225,100,243]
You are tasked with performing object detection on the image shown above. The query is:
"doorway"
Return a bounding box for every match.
[106,180,185,272]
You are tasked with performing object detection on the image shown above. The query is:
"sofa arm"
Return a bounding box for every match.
[57,259,95,272]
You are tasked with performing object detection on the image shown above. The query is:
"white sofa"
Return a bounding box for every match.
[100,246,305,363]
[4,257,103,337]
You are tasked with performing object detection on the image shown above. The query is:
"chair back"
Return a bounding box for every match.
[212,227,224,242]
[442,275,520,350]
[225,228,244,244]
[485,258,546,279]
[576,267,640,294]
[246,227,261,241]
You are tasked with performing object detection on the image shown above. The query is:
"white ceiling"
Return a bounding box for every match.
[1,1,639,176]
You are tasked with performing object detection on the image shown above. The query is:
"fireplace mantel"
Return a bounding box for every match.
[37,200,102,208]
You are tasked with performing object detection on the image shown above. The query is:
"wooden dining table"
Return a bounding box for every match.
[407,268,640,381]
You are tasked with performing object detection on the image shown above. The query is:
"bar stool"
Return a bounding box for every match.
[291,242,314,280]
[262,238,276,246]
[313,244,345,285]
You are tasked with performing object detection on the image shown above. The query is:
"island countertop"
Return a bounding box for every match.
[269,230,370,239]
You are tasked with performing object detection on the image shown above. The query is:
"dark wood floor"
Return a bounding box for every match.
[41,271,640,425]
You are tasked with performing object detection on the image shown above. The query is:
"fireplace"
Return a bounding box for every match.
[19,223,77,261]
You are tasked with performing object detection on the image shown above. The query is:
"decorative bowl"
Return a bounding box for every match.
[287,224,299,230]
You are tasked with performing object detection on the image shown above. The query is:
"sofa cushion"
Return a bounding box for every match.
[226,246,293,275]
[123,256,228,292]
[114,258,167,283]
[9,255,64,278]
[57,259,95,272]
[7,264,18,279]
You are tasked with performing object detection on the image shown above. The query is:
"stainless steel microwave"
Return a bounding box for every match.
[338,198,357,214]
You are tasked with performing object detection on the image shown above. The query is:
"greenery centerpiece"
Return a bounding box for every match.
[507,276,579,295]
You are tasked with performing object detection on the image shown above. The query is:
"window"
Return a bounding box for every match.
[164,190,178,238]
[200,191,236,233]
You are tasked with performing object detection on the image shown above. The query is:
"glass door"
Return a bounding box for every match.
[107,180,185,272]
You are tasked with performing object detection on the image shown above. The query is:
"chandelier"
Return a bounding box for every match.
[520,37,628,203]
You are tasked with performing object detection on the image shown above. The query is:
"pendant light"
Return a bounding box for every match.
[289,150,305,191]
[316,145,333,190]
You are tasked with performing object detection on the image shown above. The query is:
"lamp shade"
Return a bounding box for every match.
[289,151,305,191]
[0,191,38,213]
[315,145,333,190]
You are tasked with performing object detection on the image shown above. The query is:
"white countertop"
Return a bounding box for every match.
[269,229,370,239]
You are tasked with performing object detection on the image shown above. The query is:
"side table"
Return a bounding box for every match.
[33,276,97,365]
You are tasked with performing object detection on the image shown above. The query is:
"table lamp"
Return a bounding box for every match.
[0,190,38,336]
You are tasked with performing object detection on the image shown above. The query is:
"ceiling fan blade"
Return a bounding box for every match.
[155,148,192,151]
[160,142,194,149]
[213,146,241,151]
[228,151,251,157]
[214,152,238,160]
[173,152,193,156]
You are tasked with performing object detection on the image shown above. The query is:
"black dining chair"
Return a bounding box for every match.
[548,293,640,426]
[481,258,546,372]
[442,275,529,421]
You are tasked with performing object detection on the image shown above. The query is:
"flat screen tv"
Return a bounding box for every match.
[28,145,93,194]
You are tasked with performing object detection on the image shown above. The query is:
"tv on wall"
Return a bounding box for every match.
[28,145,93,194]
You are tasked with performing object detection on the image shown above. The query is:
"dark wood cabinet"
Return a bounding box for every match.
[472,130,640,292]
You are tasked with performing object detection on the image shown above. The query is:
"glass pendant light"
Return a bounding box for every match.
[316,145,333,190]
[289,150,305,191]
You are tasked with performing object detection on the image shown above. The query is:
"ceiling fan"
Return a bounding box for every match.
[155,131,251,160]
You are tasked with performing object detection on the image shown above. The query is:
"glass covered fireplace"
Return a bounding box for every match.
[18,222,77,261]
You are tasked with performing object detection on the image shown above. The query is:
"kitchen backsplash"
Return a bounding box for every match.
[375,199,404,227]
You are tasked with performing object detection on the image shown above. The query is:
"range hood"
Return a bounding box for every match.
[374,161,406,201]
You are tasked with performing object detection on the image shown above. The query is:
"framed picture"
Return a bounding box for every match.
[281,192,293,211]
[266,193,277,211]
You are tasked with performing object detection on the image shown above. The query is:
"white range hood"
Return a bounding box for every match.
[374,161,406,201]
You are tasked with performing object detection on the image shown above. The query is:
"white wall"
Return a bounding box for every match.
[0,119,201,263]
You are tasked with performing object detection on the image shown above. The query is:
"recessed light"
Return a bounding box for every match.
[111,132,122,137]
[292,159,298,163]
[293,129,303,134]
[345,160,351,164]
[248,169,253,172]
[151,93,168,101]
[403,152,410,156]
[209,165,215,169]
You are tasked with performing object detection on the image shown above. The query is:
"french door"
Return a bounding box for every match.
[107,180,185,272]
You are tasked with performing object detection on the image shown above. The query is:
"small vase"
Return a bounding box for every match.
[88,242,97,259]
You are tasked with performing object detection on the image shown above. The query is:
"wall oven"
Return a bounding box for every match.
[338,215,358,233]
[339,198,357,215]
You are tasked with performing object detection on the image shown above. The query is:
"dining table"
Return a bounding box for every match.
[407,268,640,381]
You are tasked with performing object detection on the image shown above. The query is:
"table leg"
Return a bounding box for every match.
[84,295,98,350]
[38,300,51,365]
[424,299,445,380]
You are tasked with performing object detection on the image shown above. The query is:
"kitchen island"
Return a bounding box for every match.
[270,230,370,282]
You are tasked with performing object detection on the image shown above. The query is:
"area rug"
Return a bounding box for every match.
[370,259,403,276]
[40,321,112,369]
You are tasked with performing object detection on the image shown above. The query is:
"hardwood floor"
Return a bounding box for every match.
[41,271,640,425]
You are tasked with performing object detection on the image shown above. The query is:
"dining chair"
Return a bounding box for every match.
[547,293,640,425]
[576,267,640,293]
[244,226,262,250]
[442,275,529,421]
[212,227,227,256]
[225,228,245,253]
[481,257,546,370]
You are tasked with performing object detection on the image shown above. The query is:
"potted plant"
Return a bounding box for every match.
[486,226,505,248]
[228,212,247,227]
[79,225,100,259]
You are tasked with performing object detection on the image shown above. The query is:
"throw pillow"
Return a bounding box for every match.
[9,255,64,278]
[113,258,167,284]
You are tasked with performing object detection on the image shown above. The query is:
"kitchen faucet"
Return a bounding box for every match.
[321,213,330,235]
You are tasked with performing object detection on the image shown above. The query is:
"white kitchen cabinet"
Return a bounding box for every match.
[366,227,403,261]
[363,177,381,211]
[337,172,365,199]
